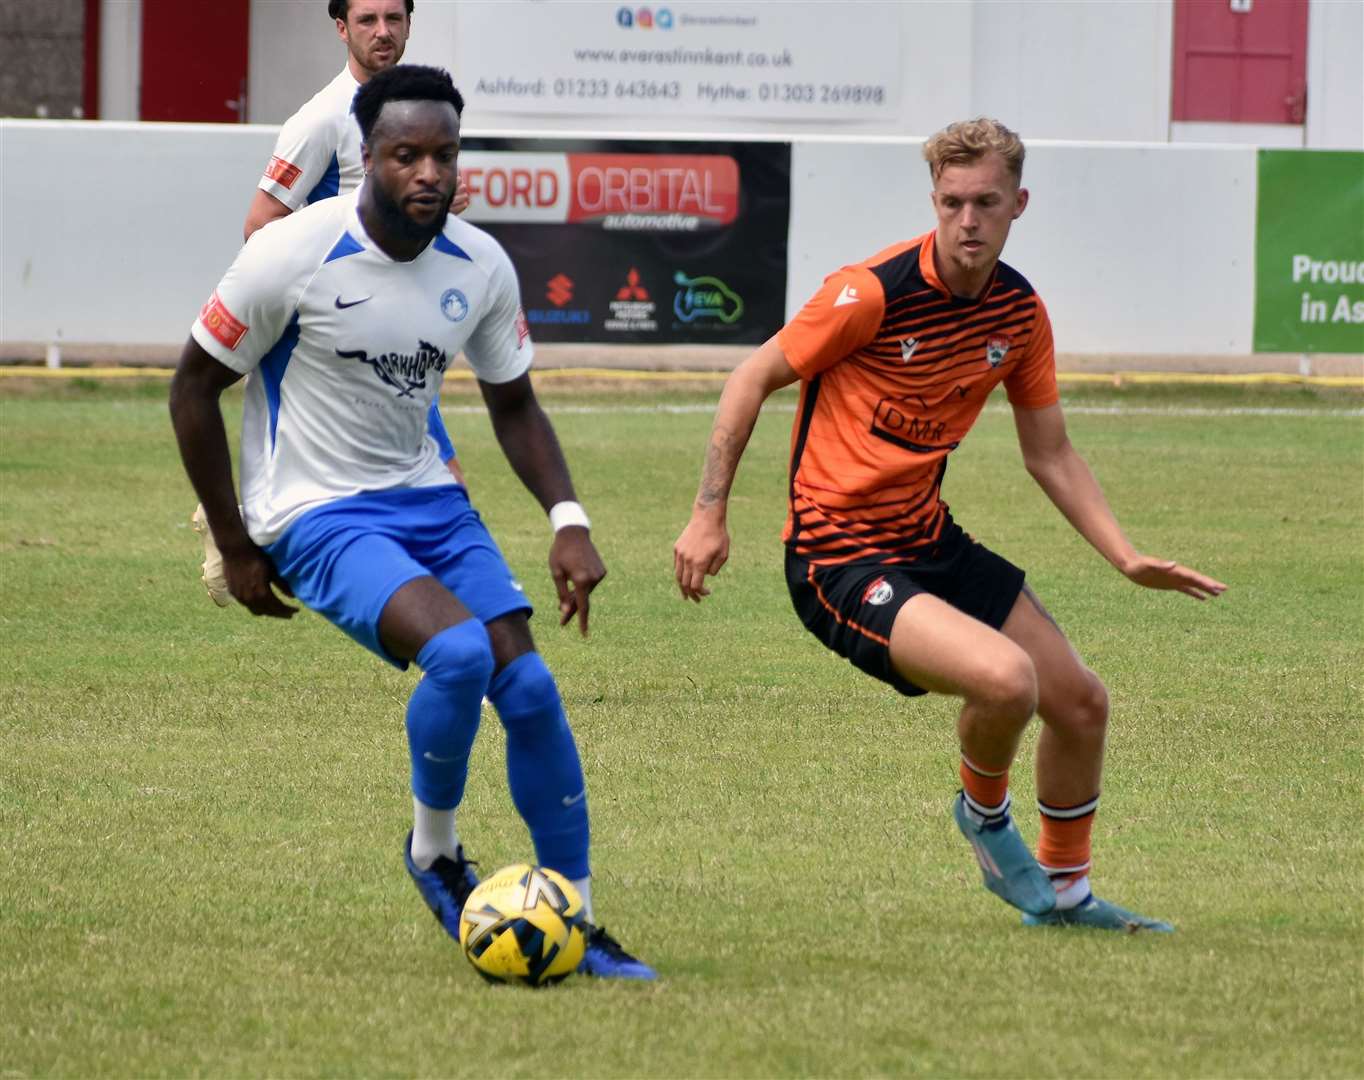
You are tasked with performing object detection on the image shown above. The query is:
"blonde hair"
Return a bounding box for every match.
[923,118,1025,184]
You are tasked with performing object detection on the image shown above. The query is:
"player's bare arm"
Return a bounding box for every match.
[1013,402,1227,600]
[243,189,293,241]
[674,336,800,602]
[478,373,604,635]
[169,339,298,619]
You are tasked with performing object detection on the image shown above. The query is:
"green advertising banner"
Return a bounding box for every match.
[1254,149,1364,354]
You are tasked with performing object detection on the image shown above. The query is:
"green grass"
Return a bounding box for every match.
[1,378,1361,1077]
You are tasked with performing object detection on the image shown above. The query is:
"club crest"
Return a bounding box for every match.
[862,576,894,606]
[986,336,1012,368]
[440,288,469,323]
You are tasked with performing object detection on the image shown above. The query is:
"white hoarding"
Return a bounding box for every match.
[454,1,900,122]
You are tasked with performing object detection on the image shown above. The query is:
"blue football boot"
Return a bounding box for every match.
[952,791,1056,916]
[578,925,657,981]
[404,830,479,942]
[1023,893,1174,933]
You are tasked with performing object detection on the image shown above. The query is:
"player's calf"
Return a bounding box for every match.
[487,652,590,881]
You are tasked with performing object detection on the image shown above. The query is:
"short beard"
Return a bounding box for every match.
[370,175,451,246]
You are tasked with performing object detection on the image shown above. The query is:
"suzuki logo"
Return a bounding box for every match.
[547,274,574,307]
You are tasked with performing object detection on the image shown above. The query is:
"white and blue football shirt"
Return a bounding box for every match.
[257,67,363,211]
[253,65,457,460]
[192,188,532,546]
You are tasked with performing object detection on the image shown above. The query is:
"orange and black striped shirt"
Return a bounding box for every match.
[776,230,1058,567]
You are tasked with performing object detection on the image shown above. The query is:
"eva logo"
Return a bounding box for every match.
[673,272,743,324]
[199,291,248,350]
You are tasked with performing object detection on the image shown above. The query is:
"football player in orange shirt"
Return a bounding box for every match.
[674,117,1226,932]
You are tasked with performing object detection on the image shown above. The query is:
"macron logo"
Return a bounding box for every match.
[833,284,860,307]
[900,337,919,363]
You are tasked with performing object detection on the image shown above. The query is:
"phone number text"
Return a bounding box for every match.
[756,82,887,105]
[552,78,682,100]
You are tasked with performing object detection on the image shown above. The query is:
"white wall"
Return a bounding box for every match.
[237,0,1359,149]
[247,0,338,125]
[1306,0,1364,150]
[97,0,141,121]
[787,139,1257,355]
[1,121,275,345]
[1,119,1262,355]
[969,1,1174,142]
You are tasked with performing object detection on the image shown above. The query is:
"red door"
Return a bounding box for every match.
[1172,0,1310,123]
[139,0,250,122]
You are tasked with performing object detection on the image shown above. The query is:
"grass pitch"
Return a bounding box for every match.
[1,377,1361,1078]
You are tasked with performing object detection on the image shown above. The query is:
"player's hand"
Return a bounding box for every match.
[1122,554,1226,601]
[673,512,730,603]
[221,541,299,618]
[450,177,470,216]
[549,527,606,636]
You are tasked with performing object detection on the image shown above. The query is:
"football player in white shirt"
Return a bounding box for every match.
[194,0,471,604]
[245,0,471,237]
[169,66,655,981]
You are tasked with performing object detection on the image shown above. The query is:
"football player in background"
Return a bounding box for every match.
[674,117,1226,932]
[194,0,470,602]
[171,66,655,979]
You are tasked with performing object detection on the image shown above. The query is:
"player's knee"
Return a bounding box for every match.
[488,652,562,731]
[1071,670,1110,736]
[978,650,1038,721]
[415,619,495,692]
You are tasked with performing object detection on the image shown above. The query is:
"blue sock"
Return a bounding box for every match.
[487,652,590,880]
[406,621,494,810]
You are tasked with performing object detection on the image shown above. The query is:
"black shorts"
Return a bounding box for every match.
[785,531,1026,697]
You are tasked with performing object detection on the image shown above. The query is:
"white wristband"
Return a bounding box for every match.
[549,500,590,533]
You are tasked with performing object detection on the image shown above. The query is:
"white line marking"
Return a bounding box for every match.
[435,403,1363,419]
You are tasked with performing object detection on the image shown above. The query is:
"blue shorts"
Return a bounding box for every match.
[264,486,532,669]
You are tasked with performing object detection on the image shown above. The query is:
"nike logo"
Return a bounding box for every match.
[833,284,860,307]
[423,751,461,763]
[334,295,371,309]
[561,789,586,807]
[900,337,919,363]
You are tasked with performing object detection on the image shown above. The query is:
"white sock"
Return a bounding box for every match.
[572,876,594,923]
[410,797,460,871]
[1053,874,1091,911]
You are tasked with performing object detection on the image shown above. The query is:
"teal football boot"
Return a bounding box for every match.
[1023,894,1174,933]
[952,791,1056,917]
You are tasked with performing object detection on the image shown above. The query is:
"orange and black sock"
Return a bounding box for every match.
[959,754,1011,826]
[1037,794,1098,906]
